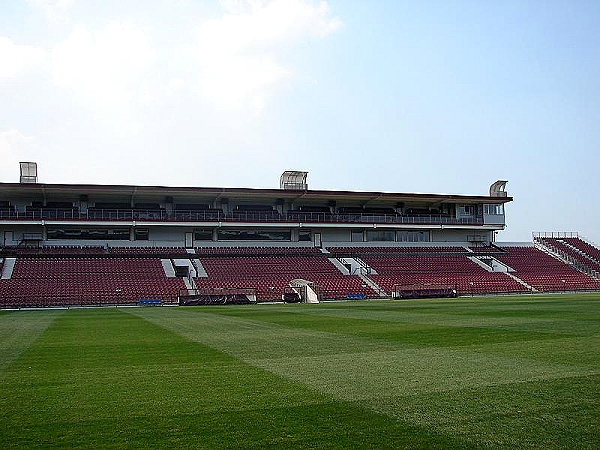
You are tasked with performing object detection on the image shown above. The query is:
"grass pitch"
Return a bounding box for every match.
[1,294,599,449]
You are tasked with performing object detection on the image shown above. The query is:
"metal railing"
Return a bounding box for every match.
[533,231,579,239]
[0,208,486,225]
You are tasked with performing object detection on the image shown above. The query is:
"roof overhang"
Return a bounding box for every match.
[0,182,513,204]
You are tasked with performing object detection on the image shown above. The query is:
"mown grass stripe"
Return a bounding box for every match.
[130,307,400,359]
[248,347,598,400]
[132,306,598,400]
[205,308,572,348]
[0,310,64,371]
[284,306,599,335]
[468,334,600,366]
[369,374,600,449]
[211,296,600,337]
[132,297,600,448]
[1,308,470,449]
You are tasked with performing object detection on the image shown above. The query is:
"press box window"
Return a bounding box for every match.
[194,229,213,240]
[458,205,476,216]
[483,204,504,215]
[299,230,312,242]
[366,230,395,242]
[47,227,130,240]
[396,231,430,242]
[351,230,364,242]
[134,229,149,240]
[217,229,291,241]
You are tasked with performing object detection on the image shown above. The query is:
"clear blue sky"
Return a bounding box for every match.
[1,1,598,243]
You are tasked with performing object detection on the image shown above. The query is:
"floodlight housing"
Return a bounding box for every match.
[19,162,38,184]
[280,171,308,190]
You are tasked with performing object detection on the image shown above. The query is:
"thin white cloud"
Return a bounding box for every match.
[28,0,74,10]
[194,0,342,110]
[51,22,155,108]
[0,37,46,79]
[27,0,75,23]
[0,129,38,182]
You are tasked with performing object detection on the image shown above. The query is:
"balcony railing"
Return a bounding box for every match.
[0,208,485,225]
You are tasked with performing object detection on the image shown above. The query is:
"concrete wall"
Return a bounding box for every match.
[430,229,493,242]
[1,226,44,245]
[144,226,186,243]
[483,214,506,225]
[319,228,352,242]
[0,223,503,248]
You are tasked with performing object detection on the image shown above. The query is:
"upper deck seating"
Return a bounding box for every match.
[286,210,334,222]
[129,203,166,220]
[286,205,331,221]
[174,204,223,221]
[133,210,167,220]
[334,207,398,223]
[230,205,281,222]
[87,206,133,220]
[0,201,15,219]
[25,206,80,219]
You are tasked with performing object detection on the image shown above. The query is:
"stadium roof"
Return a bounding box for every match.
[0,182,512,204]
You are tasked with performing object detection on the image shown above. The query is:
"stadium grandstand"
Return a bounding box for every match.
[1,165,600,307]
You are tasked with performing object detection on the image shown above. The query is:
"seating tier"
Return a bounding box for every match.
[363,254,527,295]
[495,246,600,292]
[0,257,185,307]
[195,255,374,301]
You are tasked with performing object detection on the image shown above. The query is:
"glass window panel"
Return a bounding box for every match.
[366,230,395,242]
[194,229,213,240]
[396,230,430,242]
[47,227,130,240]
[299,230,312,241]
[134,229,149,241]
[217,229,291,241]
[351,230,364,242]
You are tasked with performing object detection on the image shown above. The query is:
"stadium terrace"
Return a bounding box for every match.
[1,167,599,307]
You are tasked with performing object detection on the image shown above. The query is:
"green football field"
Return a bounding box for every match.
[1,294,599,449]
